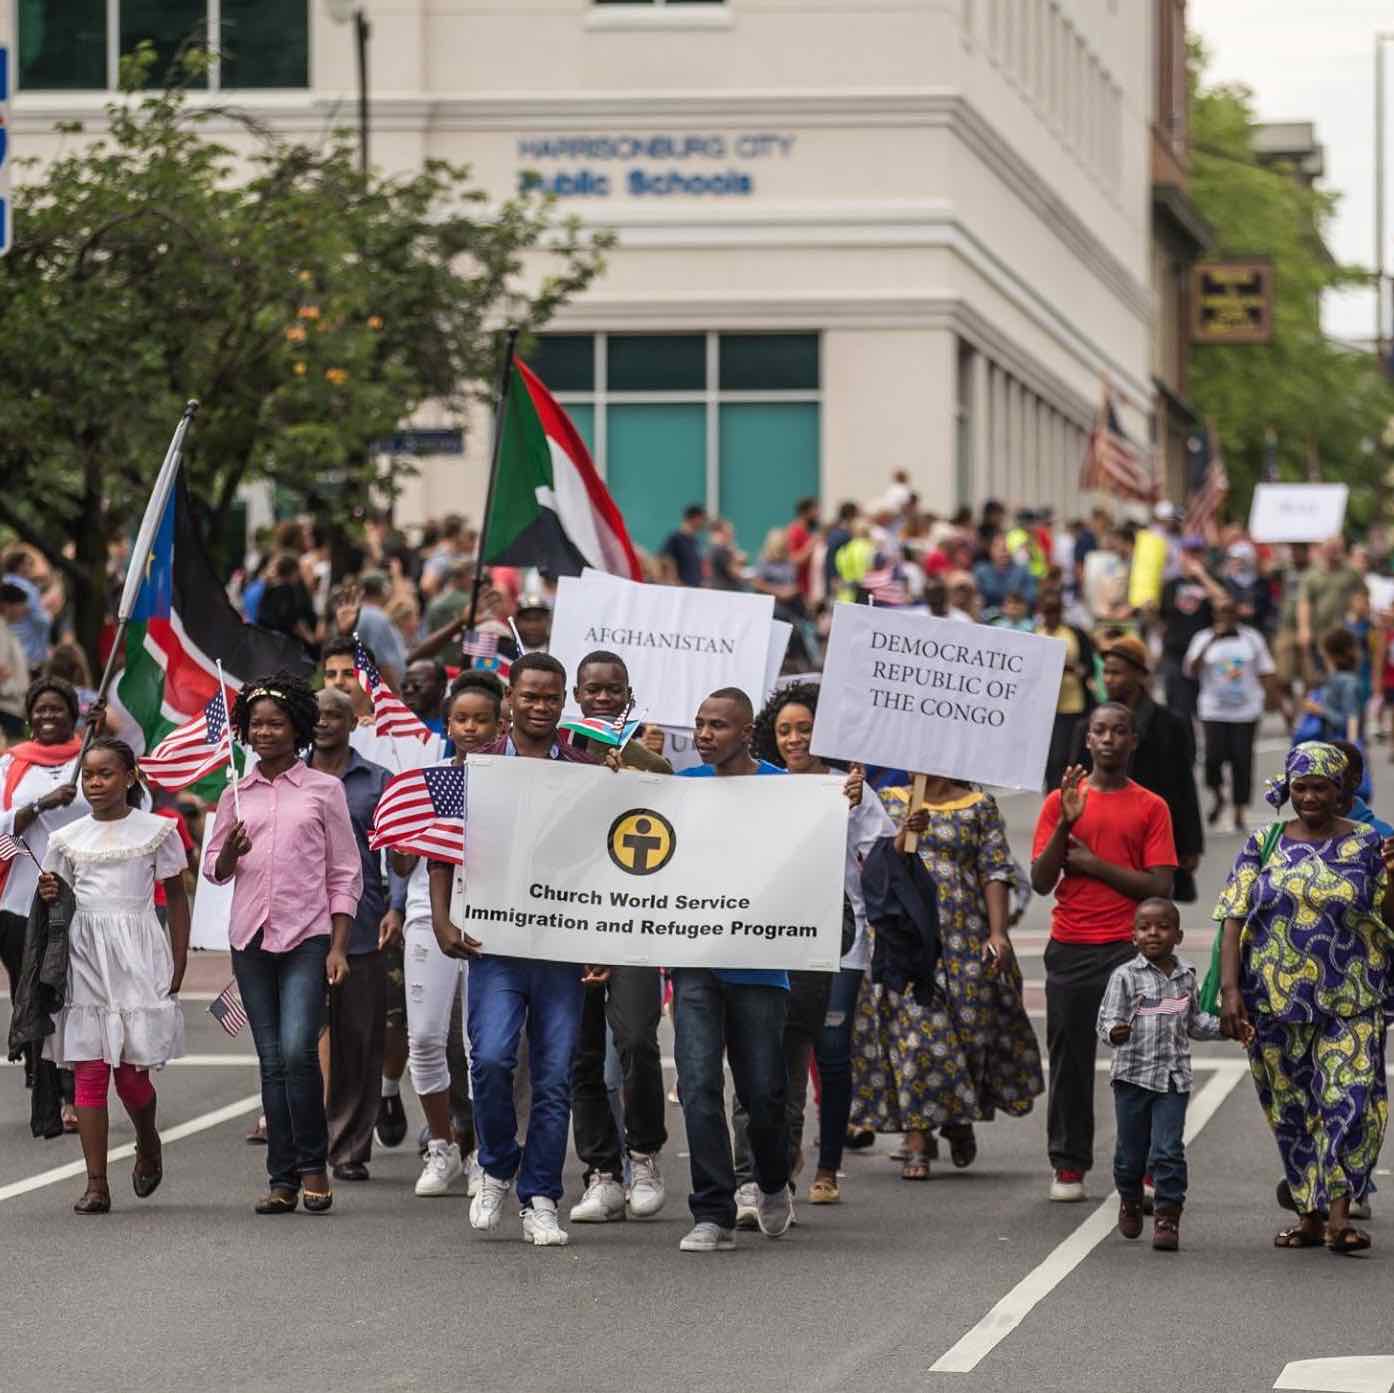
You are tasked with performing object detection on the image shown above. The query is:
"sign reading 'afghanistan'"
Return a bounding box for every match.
[456,757,847,970]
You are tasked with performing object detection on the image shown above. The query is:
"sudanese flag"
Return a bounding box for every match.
[482,359,642,580]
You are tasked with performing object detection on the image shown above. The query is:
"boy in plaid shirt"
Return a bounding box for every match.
[1097,898,1249,1251]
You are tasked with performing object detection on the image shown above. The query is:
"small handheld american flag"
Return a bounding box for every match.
[139,690,233,792]
[459,629,499,659]
[355,637,432,743]
[369,763,466,864]
[209,980,248,1037]
[861,564,909,608]
[0,832,41,867]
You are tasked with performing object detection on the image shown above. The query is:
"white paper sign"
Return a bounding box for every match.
[811,603,1065,790]
[551,573,775,726]
[189,814,233,951]
[1248,483,1349,543]
[457,756,846,970]
[654,726,704,772]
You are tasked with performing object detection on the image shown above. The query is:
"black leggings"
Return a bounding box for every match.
[1202,719,1257,809]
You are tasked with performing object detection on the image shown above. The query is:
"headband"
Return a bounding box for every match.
[246,687,288,703]
[1265,741,1348,810]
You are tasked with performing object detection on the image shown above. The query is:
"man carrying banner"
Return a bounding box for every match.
[671,688,794,1251]
[565,651,671,1225]
[427,652,609,1248]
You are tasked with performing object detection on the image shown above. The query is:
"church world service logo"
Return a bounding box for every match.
[607,809,677,876]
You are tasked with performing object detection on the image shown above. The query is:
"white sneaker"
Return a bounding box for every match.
[465,1150,483,1199]
[734,1182,760,1230]
[522,1196,570,1246]
[1050,1170,1087,1203]
[627,1152,666,1218]
[680,1220,735,1252]
[469,1172,511,1230]
[1351,1198,1373,1221]
[414,1141,463,1197]
[757,1185,793,1238]
[569,1172,626,1223]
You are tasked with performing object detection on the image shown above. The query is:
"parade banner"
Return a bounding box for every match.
[456,756,847,970]
[1248,483,1348,543]
[810,603,1065,791]
[551,573,774,726]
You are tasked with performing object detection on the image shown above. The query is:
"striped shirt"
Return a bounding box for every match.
[1097,953,1221,1093]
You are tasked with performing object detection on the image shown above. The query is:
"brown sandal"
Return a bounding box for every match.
[254,1187,299,1215]
[1274,1222,1324,1249]
[302,1188,334,1214]
[809,1176,840,1204]
[74,1174,110,1215]
[1327,1226,1372,1256]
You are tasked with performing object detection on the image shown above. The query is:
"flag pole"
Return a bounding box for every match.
[216,658,241,822]
[467,328,521,631]
[77,399,200,785]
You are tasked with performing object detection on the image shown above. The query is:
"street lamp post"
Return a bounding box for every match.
[325,0,371,176]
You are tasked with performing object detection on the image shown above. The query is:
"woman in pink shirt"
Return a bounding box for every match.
[205,673,361,1214]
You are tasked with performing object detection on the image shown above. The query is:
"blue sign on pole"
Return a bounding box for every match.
[0,44,10,257]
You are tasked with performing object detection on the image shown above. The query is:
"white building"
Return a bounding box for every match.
[7,0,1153,558]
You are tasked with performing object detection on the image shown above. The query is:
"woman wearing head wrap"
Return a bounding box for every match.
[1216,742,1394,1254]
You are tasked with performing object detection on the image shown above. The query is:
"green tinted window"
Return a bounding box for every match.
[718,334,819,390]
[605,404,706,553]
[608,335,705,392]
[221,0,308,88]
[526,335,595,393]
[564,403,596,455]
[18,0,107,89]
[121,0,209,89]
[718,403,819,556]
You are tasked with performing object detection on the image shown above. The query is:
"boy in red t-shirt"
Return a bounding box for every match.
[1031,702,1177,1203]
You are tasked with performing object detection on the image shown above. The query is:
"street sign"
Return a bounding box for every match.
[0,44,10,257]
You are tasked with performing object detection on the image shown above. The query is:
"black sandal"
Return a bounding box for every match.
[1327,1226,1372,1256]
[943,1125,977,1170]
[1274,1222,1324,1249]
[133,1143,163,1200]
[74,1175,111,1215]
[254,1187,299,1215]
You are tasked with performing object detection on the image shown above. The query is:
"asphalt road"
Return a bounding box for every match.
[3,724,1391,1393]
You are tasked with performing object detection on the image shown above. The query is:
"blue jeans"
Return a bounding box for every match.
[1112,1079,1189,1209]
[671,968,789,1228]
[467,955,584,1206]
[232,930,330,1190]
[813,967,863,1173]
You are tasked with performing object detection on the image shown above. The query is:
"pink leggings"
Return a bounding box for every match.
[71,1060,155,1112]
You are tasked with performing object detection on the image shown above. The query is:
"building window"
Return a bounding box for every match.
[16,0,308,91]
[523,333,820,556]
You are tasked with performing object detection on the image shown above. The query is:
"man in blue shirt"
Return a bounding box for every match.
[673,687,793,1250]
[660,505,708,589]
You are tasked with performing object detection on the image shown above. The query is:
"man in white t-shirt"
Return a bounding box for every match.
[1182,594,1276,834]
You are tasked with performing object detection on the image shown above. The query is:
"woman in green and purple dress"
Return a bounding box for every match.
[1217,741,1394,1255]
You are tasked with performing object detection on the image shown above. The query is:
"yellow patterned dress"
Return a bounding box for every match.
[1214,820,1393,1212]
[849,787,1044,1134]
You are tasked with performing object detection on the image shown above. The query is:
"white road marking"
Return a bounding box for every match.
[929,1065,1245,1375]
[1273,1357,1394,1393]
[0,1092,262,1204]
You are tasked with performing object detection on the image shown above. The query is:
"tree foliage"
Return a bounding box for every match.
[0,46,613,659]
[1187,41,1394,527]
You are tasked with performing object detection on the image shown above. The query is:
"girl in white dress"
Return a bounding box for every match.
[38,738,190,1214]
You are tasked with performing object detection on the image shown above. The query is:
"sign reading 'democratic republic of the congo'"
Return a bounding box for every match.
[549,574,775,727]
[456,756,847,970]
[811,603,1065,791]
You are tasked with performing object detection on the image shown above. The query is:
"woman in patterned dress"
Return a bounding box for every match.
[1217,741,1394,1255]
[850,776,1044,1179]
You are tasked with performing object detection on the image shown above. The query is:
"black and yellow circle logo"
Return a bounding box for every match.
[607,808,676,876]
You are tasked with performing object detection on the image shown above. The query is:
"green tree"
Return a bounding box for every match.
[1188,41,1394,526]
[0,46,612,663]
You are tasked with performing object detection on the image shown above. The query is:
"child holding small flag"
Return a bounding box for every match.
[36,738,189,1214]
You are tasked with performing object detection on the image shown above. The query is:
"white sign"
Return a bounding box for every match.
[811,603,1065,791]
[189,814,233,951]
[551,573,775,727]
[654,725,703,772]
[1248,483,1349,543]
[0,44,10,257]
[457,755,847,970]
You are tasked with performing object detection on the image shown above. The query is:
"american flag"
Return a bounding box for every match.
[369,762,467,863]
[355,638,432,743]
[0,832,38,865]
[1080,388,1157,503]
[138,690,233,791]
[861,564,909,607]
[459,629,499,659]
[209,980,248,1037]
[1183,423,1229,537]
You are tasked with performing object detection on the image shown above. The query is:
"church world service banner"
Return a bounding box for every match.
[810,603,1066,791]
[455,756,847,970]
[550,574,775,727]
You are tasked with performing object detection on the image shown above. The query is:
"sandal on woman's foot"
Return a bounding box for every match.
[302,1186,334,1214]
[943,1125,977,1170]
[845,1128,875,1152]
[254,1188,299,1215]
[133,1143,163,1200]
[1327,1226,1372,1256]
[74,1175,110,1215]
[1274,1222,1324,1249]
[809,1176,841,1204]
[61,1104,79,1135]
